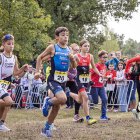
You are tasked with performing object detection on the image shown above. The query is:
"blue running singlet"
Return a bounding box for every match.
[49,44,70,83]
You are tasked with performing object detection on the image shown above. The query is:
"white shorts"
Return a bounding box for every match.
[0,89,9,99]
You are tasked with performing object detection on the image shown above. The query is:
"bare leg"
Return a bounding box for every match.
[48,105,60,124]
[0,106,5,119]
[0,96,13,121]
[49,91,67,105]
[130,100,136,110]
[0,107,10,121]
[81,92,89,116]
[48,89,54,98]
[70,92,82,103]
[0,96,13,107]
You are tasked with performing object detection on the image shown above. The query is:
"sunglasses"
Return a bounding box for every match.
[83,45,90,47]
[102,57,108,59]
[3,34,14,41]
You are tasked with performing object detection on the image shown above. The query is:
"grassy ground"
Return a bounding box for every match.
[0,106,140,140]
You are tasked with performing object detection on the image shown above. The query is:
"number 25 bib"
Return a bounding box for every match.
[0,80,10,90]
[54,71,68,83]
[79,74,90,83]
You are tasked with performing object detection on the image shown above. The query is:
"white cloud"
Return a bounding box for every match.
[108,6,140,42]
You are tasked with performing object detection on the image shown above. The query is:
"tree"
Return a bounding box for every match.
[36,0,140,44]
[100,28,120,53]
[0,0,52,64]
[122,39,140,58]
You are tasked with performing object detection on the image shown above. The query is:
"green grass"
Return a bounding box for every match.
[0,106,140,140]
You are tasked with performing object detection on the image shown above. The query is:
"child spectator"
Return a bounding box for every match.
[90,50,110,121]
[114,62,127,112]
[105,64,118,112]
[106,52,119,70]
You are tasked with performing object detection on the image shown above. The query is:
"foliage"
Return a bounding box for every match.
[100,28,120,53]
[0,0,52,64]
[0,0,139,63]
[37,0,139,43]
[122,38,140,58]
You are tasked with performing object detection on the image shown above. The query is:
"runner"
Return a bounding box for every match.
[69,39,102,125]
[34,27,77,137]
[0,34,29,132]
[67,43,84,122]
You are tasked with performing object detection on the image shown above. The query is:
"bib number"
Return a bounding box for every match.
[0,80,10,90]
[79,74,90,83]
[54,71,67,83]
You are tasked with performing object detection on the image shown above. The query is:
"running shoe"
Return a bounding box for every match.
[42,97,52,117]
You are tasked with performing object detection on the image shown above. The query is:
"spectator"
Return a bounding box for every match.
[123,56,128,68]
[105,64,118,112]
[116,51,122,60]
[90,50,110,121]
[106,51,119,70]
[114,62,127,112]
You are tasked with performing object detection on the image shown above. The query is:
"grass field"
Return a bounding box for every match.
[0,106,140,140]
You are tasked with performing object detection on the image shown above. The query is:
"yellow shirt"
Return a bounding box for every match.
[46,66,51,80]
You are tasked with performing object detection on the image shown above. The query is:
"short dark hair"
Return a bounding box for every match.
[2,34,14,43]
[55,27,69,36]
[98,50,108,57]
[118,61,124,65]
[79,39,89,47]
[108,63,114,66]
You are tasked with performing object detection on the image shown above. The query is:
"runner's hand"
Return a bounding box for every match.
[34,72,40,80]
[69,53,75,61]
[10,83,16,89]
[22,64,29,72]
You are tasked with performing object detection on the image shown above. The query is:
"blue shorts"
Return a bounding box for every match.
[47,80,66,95]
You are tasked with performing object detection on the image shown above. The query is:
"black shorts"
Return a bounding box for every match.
[66,81,78,94]
[75,77,88,92]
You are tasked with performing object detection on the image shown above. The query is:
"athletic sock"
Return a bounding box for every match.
[75,101,81,115]
[0,120,4,125]
[45,121,52,130]
[86,115,90,121]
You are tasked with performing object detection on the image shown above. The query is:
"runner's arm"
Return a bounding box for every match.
[13,56,28,77]
[69,53,77,68]
[90,54,102,76]
[36,45,54,73]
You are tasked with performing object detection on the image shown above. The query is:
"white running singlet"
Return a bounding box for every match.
[0,53,16,80]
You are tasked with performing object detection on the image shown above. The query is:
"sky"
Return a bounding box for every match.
[108,6,140,42]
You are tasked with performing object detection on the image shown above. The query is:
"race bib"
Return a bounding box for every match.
[99,77,103,83]
[79,74,90,83]
[0,80,10,90]
[54,71,68,83]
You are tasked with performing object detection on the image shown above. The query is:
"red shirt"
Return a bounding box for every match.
[77,53,90,66]
[105,69,116,83]
[125,56,140,73]
[90,63,106,87]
